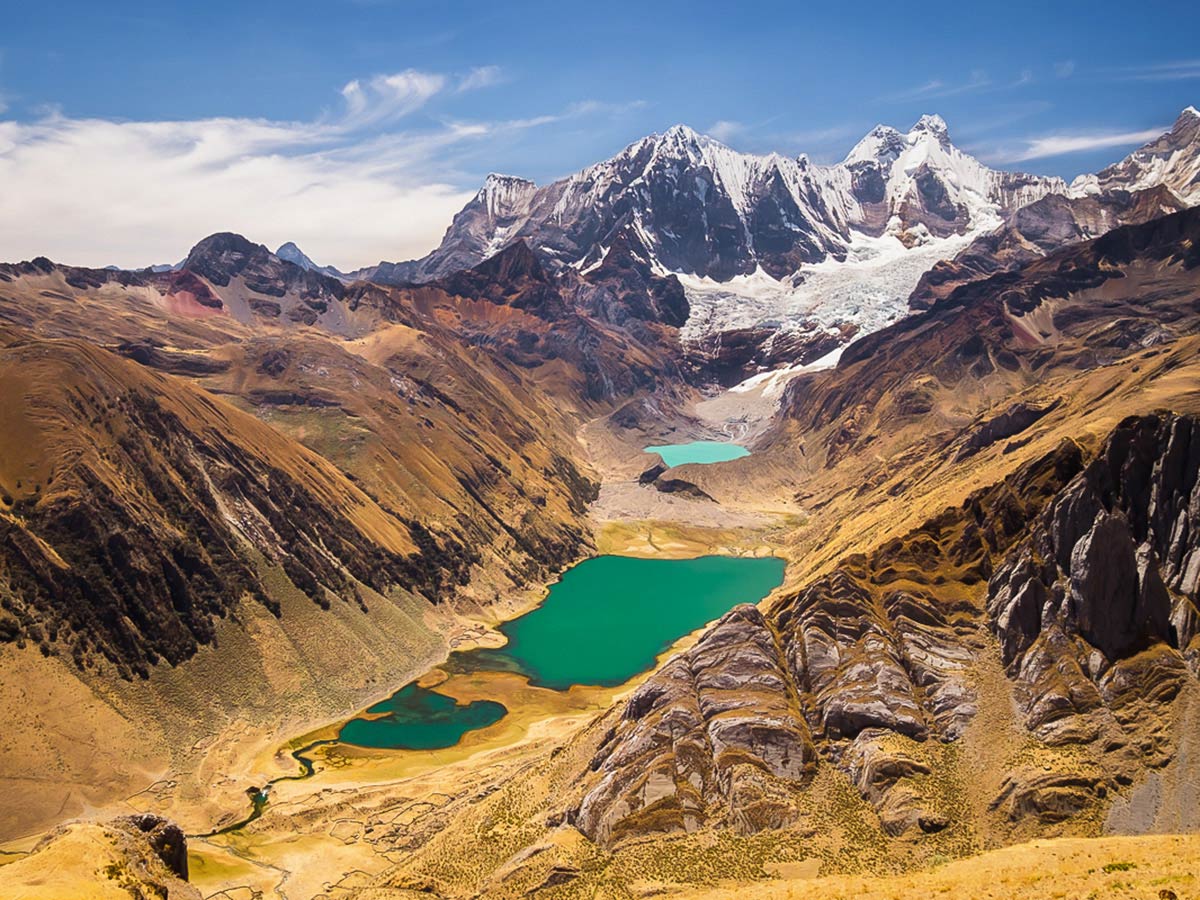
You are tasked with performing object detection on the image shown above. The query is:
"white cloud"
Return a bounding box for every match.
[0,113,474,270]
[338,69,446,127]
[457,65,503,92]
[995,126,1166,162]
[1054,60,1076,78]
[707,119,742,142]
[0,79,646,271]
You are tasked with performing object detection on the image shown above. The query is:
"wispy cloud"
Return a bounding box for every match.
[456,65,504,92]
[991,126,1166,162]
[1109,59,1200,82]
[339,69,446,127]
[882,70,992,102]
[1054,60,1076,79]
[0,73,645,270]
[881,66,1044,105]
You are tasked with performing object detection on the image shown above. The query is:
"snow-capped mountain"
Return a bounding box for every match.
[276,241,346,280]
[1070,106,1200,202]
[374,115,1072,288]
[363,110,1200,373]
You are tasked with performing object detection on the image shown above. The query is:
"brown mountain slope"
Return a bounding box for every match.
[575,415,1198,847]
[0,331,461,677]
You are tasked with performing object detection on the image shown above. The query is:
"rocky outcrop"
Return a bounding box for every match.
[576,606,816,842]
[954,399,1061,460]
[115,814,189,880]
[653,477,715,502]
[1,816,200,900]
[988,414,1199,752]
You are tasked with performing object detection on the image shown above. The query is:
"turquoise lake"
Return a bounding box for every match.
[337,554,785,749]
[644,440,751,467]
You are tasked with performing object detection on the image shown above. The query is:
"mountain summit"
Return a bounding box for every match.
[366,114,1070,288]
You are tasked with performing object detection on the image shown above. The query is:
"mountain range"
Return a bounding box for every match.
[2,104,1200,900]
[260,108,1194,379]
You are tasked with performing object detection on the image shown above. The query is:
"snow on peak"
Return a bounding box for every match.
[482,172,535,190]
[1183,106,1199,119]
[276,241,317,269]
[662,123,703,142]
[909,114,950,142]
[478,173,537,218]
[844,124,905,166]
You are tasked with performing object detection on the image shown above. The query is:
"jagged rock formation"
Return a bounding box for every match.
[365,117,1066,286]
[575,418,1199,845]
[989,414,1200,752]
[577,605,816,842]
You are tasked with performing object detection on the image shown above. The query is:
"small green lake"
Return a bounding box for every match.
[338,554,784,749]
[644,440,751,467]
[338,683,506,751]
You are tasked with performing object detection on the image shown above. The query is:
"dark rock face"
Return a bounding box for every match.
[116,814,189,880]
[416,241,685,406]
[988,414,1200,747]
[955,400,1061,460]
[577,228,689,329]
[686,326,848,388]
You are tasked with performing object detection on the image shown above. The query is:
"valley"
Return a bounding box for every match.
[2,105,1200,900]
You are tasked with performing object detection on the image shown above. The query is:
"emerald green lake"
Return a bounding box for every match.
[337,554,784,749]
[338,683,506,751]
[644,440,751,467]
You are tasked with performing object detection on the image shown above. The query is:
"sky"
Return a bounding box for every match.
[0,0,1197,270]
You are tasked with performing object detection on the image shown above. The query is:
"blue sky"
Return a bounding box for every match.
[1,0,1197,268]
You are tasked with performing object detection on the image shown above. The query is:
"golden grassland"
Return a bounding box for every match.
[668,833,1200,900]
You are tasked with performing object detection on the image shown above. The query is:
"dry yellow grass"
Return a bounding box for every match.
[668,834,1200,900]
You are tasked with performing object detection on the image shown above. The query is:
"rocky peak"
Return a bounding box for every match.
[844,124,906,167]
[656,123,706,149]
[183,232,272,286]
[472,238,545,283]
[178,231,345,311]
[275,241,318,270]
[909,113,951,145]
[1077,105,1200,203]
[478,173,537,217]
